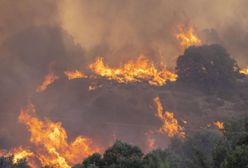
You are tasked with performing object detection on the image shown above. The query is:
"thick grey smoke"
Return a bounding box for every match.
[58,0,248,66]
[0,0,248,153]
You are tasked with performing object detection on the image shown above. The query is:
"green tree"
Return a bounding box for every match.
[143,149,177,168]
[221,145,248,168]
[169,130,222,168]
[213,117,248,168]
[81,153,102,168]
[102,140,144,168]
[186,131,222,168]
[0,156,30,168]
[224,117,248,147]
[213,139,230,168]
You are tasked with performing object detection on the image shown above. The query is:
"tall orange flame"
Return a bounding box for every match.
[36,72,59,93]
[89,55,177,86]
[153,96,185,138]
[17,103,100,168]
[176,25,202,50]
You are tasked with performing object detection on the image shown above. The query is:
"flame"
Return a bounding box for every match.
[89,55,177,86]
[145,132,156,151]
[153,96,185,138]
[12,147,34,164]
[240,66,248,75]
[88,84,96,91]
[88,85,97,91]
[147,138,156,150]
[0,147,35,167]
[176,25,202,50]
[36,72,59,93]
[213,121,224,130]
[17,103,100,168]
[0,149,6,157]
[88,84,102,91]
[64,70,88,80]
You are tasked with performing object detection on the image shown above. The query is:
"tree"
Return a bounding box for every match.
[176,44,239,91]
[213,117,248,168]
[213,139,230,168]
[143,149,179,168]
[221,145,248,168]
[81,153,102,168]
[0,156,30,168]
[223,117,248,147]
[168,130,222,168]
[102,140,144,168]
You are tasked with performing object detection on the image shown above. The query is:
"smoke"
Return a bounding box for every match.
[58,0,184,66]
[0,3,76,147]
[58,0,248,66]
[0,0,248,156]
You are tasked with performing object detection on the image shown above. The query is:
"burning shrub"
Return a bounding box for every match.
[176,44,240,92]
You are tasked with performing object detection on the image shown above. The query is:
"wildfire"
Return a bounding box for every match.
[12,147,34,164]
[36,72,59,93]
[0,150,5,157]
[147,138,156,150]
[176,25,202,50]
[88,84,102,91]
[0,147,35,167]
[213,121,224,130]
[145,132,156,151]
[240,66,248,75]
[153,96,185,138]
[89,55,177,86]
[64,70,88,80]
[88,85,97,91]
[17,103,100,168]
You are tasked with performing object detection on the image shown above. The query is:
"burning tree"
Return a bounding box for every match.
[176,44,240,91]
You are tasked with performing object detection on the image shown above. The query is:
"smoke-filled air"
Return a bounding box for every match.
[0,0,248,168]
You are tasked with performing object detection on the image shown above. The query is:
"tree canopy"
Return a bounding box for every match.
[0,156,30,168]
[176,44,240,91]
